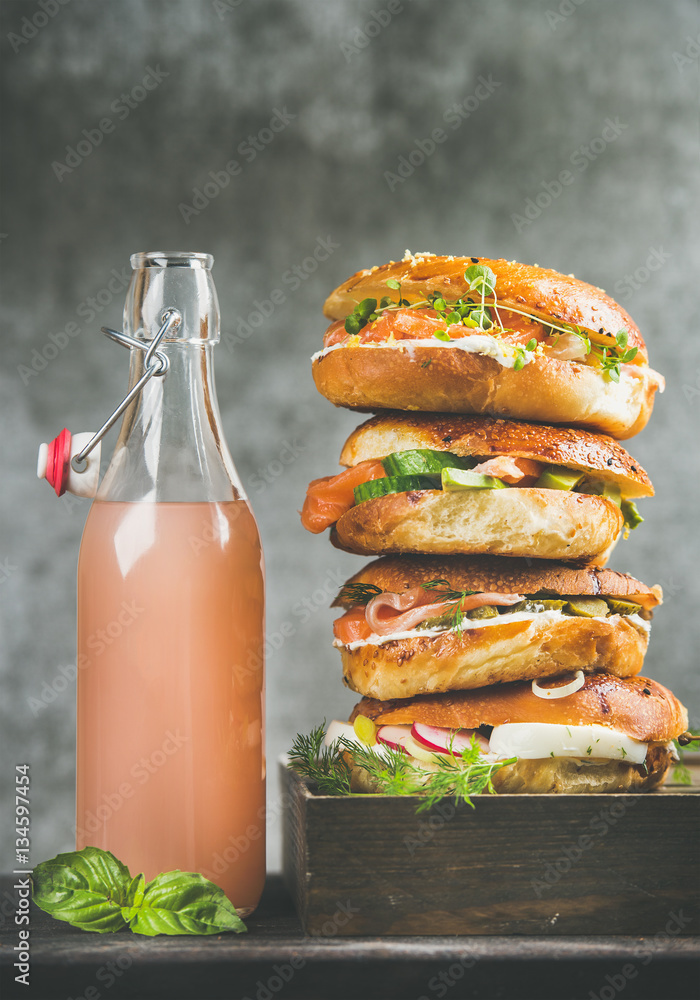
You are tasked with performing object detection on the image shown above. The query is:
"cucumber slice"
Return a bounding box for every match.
[621,499,643,530]
[535,465,585,490]
[353,475,438,505]
[382,449,476,477]
[441,468,507,490]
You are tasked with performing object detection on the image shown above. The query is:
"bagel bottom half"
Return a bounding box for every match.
[312,346,659,439]
[349,742,674,795]
[340,612,649,700]
[332,487,623,565]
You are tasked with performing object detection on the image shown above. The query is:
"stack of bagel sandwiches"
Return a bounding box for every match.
[301,252,690,794]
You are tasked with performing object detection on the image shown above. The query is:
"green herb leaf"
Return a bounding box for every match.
[32,847,133,933]
[129,871,246,937]
[434,329,451,342]
[336,582,383,606]
[344,298,378,335]
[385,278,401,290]
[288,724,352,795]
[463,264,497,296]
[467,306,493,329]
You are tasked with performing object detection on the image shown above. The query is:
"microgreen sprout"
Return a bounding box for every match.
[340,267,638,381]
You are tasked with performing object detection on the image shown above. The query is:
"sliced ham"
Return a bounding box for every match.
[471,456,544,485]
[364,588,523,636]
[300,460,386,533]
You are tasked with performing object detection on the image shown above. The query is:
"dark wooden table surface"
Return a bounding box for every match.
[1,873,698,1000]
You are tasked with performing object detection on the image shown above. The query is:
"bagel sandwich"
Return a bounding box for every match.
[312,253,664,439]
[329,674,688,795]
[332,555,661,700]
[301,413,651,565]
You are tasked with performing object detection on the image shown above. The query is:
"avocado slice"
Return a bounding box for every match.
[382,449,476,476]
[579,479,622,507]
[353,475,438,505]
[621,499,643,530]
[441,468,507,491]
[564,597,610,618]
[535,465,585,491]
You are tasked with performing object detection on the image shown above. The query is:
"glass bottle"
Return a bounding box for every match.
[76,251,265,914]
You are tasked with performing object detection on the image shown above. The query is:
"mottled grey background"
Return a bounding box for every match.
[1,0,698,873]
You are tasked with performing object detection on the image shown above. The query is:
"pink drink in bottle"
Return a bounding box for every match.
[75,252,265,914]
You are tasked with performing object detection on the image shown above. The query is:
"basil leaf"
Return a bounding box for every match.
[129,871,247,936]
[32,847,132,933]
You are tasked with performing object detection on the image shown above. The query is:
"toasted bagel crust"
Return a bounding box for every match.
[334,554,662,610]
[339,613,649,699]
[339,412,653,498]
[331,488,623,565]
[350,674,688,743]
[349,744,674,795]
[312,347,659,439]
[324,255,647,360]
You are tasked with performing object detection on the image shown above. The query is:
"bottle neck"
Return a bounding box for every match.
[98,342,242,502]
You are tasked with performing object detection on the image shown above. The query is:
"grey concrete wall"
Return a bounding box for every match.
[1,0,698,872]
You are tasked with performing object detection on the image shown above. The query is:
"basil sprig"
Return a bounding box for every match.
[32,847,247,936]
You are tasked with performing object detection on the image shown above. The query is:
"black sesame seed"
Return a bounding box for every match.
[599,328,605,335]
[631,465,637,472]
[643,688,651,695]
[607,458,614,466]
[470,257,479,263]
[442,435,453,443]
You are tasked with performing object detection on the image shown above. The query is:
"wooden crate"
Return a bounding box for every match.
[281,758,700,937]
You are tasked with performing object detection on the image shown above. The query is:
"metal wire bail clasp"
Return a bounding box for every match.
[71,308,181,472]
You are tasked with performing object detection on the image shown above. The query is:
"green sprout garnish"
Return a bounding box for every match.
[340,265,638,381]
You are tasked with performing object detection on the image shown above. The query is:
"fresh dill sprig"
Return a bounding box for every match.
[287,727,515,812]
[417,741,516,813]
[418,579,479,632]
[335,582,384,606]
[288,724,352,795]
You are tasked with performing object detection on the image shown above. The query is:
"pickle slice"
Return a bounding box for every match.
[466,605,499,620]
[508,598,567,614]
[564,597,610,618]
[606,599,643,617]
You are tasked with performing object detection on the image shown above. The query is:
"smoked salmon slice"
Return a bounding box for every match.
[301,459,386,533]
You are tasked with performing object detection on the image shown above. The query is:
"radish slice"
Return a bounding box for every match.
[376,725,413,753]
[411,722,489,755]
[532,670,585,700]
